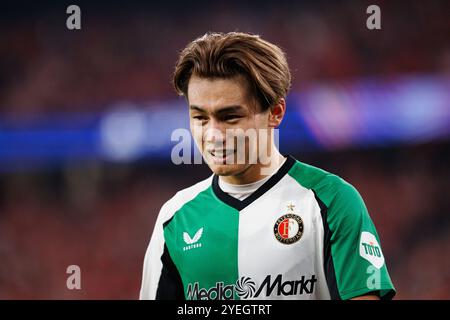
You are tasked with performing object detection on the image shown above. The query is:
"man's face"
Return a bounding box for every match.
[187,75,270,177]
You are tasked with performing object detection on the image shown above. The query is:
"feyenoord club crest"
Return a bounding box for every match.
[274,204,304,244]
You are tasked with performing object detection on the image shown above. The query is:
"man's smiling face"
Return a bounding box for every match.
[187,75,271,177]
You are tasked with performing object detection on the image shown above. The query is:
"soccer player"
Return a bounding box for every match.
[140,32,395,300]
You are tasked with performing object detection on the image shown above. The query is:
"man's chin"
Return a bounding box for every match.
[208,163,246,177]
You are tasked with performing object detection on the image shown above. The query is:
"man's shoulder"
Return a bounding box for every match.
[159,174,214,219]
[289,159,363,210]
[289,159,348,192]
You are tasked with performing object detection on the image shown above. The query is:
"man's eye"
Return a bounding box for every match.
[223,115,242,121]
[193,116,207,121]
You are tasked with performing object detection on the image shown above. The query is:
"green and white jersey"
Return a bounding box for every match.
[140,156,395,300]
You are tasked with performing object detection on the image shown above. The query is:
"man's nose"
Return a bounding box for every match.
[204,119,226,144]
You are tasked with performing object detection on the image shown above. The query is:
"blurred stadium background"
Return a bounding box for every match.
[0,0,449,299]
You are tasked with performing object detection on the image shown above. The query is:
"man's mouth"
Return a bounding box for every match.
[207,149,235,163]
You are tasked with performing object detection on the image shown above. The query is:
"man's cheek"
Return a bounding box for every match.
[190,124,204,145]
[195,136,204,152]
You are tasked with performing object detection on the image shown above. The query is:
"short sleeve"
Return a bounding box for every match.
[321,182,396,300]
[139,201,185,300]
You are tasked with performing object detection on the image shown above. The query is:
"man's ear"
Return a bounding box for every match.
[268,98,286,128]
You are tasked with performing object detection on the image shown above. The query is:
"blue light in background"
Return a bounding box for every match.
[0,75,448,172]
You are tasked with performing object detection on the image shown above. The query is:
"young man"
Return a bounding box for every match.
[140,32,395,300]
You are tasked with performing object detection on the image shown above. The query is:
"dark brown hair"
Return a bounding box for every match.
[173,32,291,111]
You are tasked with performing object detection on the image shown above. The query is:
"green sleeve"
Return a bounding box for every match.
[321,180,396,300]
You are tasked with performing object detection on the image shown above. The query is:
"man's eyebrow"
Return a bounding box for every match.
[189,105,206,112]
[189,105,245,114]
[216,105,245,114]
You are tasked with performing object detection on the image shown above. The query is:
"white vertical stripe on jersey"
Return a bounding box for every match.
[237,174,331,300]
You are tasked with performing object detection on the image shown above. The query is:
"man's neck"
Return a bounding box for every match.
[219,151,286,185]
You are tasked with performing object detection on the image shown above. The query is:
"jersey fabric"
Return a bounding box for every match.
[218,158,285,200]
[140,155,396,300]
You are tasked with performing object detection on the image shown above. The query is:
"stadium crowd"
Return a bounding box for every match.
[0,0,448,299]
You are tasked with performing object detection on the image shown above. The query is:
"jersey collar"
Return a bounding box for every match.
[212,155,297,211]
